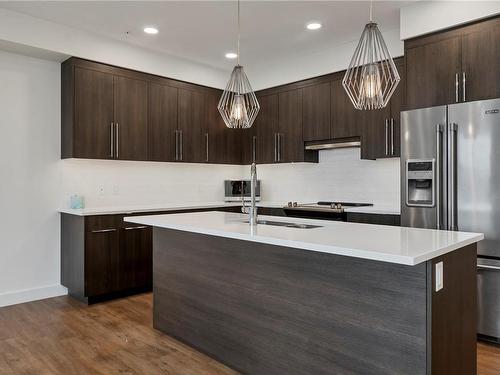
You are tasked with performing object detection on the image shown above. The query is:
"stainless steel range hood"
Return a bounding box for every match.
[304,137,360,151]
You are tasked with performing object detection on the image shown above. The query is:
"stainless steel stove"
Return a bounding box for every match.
[283,201,373,221]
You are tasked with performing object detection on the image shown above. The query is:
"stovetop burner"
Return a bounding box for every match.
[284,201,373,213]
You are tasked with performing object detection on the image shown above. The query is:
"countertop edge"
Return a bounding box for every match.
[124,215,483,266]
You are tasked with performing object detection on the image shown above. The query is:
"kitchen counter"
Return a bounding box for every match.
[125,211,482,265]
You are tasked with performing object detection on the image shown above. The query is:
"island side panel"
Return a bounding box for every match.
[153,228,428,375]
[428,243,477,375]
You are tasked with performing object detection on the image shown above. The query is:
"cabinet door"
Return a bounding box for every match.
[114,76,149,161]
[85,226,120,296]
[119,224,152,290]
[302,82,331,141]
[73,67,114,159]
[178,89,206,162]
[361,59,404,159]
[331,79,364,139]
[405,36,461,109]
[388,59,405,158]
[240,126,257,165]
[279,89,303,162]
[462,18,500,102]
[149,83,178,162]
[207,92,242,164]
[255,94,279,163]
[361,106,391,160]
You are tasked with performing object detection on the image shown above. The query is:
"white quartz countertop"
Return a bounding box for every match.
[59,201,399,216]
[58,202,241,216]
[125,211,482,266]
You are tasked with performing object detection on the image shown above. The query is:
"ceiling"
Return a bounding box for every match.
[0,1,413,73]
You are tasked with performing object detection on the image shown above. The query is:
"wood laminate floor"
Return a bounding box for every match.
[0,293,499,374]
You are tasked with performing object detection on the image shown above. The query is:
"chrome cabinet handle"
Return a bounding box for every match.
[252,135,256,163]
[448,123,458,230]
[124,226,148,231]
[115,123,119,159]
[274,133,278,162]
[390,118,394,156]
[436,124,443,229]
[205,133,209,162]
[174,130,179,161]
[385,119,389,156]
[455,73,459,102]
[179,130,183,161]
[110,122,114,158]
[91,228,117,234]
[462,72,466,102]
[278,133,283,161]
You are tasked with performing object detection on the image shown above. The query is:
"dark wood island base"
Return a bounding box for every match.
[153,228,477,375]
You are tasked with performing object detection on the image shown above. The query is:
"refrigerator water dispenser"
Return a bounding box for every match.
[406,160,435,207]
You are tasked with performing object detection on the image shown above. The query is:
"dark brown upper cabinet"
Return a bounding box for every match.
[62,58,148,161]
[361,58,404,160]
[64,66,114,159]
[461,18,500,102]
[114,76,148,161]
[254,94,279,164]
[331,78,365,139]
[148,83,178,162]
[302,82,331,142]
[405,16,499,110]
[178,88,207,163]
[206,92,242,164]
[278,89,304,162]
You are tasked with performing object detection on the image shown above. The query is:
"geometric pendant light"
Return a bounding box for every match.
[218,0,260,128]
[342,0,400,110]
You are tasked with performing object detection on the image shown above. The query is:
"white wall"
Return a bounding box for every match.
[251,28,403,90]
[60,159,244,209]
[0,50,65,307]
[400,1,500,40]
[256,148,400,208]
[0,8,229,89]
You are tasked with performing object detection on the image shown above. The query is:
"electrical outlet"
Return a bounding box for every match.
[435,261,443,292]
[97,184,106,196]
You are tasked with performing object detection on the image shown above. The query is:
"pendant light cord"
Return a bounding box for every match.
[369,0,373,22]
[237,0,241,65]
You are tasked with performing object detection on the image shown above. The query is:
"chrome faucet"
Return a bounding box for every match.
[249,162,258,225]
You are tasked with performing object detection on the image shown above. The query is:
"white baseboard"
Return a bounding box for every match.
[0,284,68,308]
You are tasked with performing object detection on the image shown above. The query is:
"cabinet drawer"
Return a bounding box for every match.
[85,215,118,233]
[346,213,401,226]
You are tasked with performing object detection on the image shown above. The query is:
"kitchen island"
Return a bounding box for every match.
[125,211,483,375]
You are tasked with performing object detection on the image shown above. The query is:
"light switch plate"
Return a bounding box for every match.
[435,261,443,292]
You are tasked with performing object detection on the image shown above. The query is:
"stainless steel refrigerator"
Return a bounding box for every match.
[401,98,500,343]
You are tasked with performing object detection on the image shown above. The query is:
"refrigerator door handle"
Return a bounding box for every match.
[448,123,458,230]
[436,124,443,229]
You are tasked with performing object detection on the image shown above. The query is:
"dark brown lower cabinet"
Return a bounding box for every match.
[85,226,121,296]
[62,213,152,304]
[119,224,153,291]
[346,212,401,226]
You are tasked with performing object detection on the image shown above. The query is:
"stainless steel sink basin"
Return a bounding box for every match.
[244,220,322,229]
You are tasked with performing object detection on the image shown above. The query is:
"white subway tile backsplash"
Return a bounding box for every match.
[60,148,400,209]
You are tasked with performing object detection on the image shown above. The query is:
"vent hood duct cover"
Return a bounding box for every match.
[305,137,361,151]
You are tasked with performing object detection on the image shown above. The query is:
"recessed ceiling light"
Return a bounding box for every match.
[225,52,238,59]
[306,22,322,30]
[144,27,158,35]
